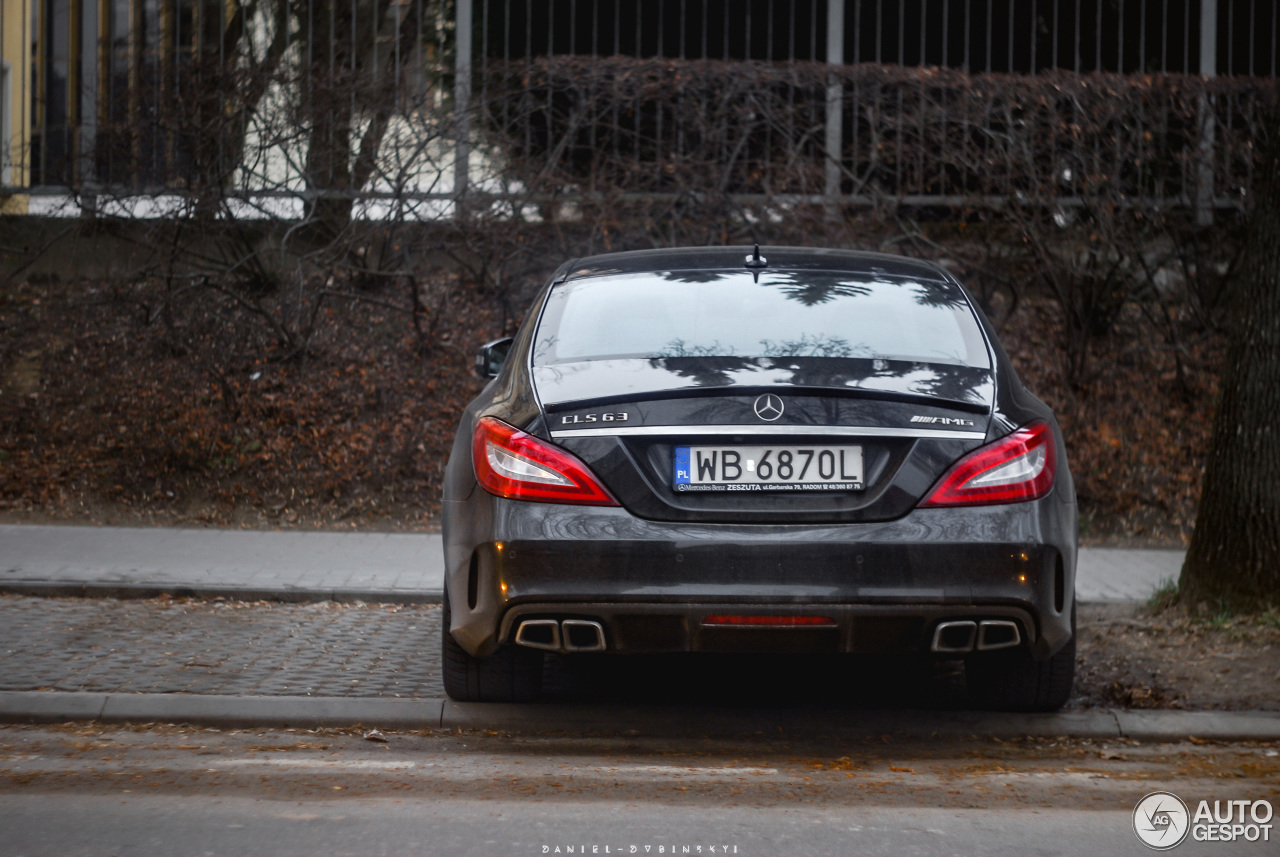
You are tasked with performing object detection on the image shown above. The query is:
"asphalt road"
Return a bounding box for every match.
[2,726,1275,856]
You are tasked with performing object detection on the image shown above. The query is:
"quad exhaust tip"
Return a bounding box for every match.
[561,619,607,652]
[514,619,561,652]
[931,619,1023,653]
[932,620,977,653]
[515,619,607,653]
[976,619,1022,651]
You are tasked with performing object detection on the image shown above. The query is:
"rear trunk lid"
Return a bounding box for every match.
[535,356,993,524]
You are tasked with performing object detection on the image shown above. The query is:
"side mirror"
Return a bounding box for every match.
[475,337,514,379]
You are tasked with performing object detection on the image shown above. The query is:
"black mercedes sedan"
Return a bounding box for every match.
[441,246,1077,710]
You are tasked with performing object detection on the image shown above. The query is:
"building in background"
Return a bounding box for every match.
[1,0,33,212]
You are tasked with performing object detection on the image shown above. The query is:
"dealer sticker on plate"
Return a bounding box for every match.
[674,445,863,492]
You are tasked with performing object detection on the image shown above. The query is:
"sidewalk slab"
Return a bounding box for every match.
[1075,547,1184,603]
[3,691,1277,741]
[1,524,1185,603]
[0,525,445,602]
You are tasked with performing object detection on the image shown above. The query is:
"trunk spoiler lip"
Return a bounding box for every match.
[549,423,987,441]
[539,384,992,416]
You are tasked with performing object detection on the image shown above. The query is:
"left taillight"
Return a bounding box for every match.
[472,416,619,506]
[919,420,1057,507]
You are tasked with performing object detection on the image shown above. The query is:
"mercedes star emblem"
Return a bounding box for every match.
[753,394,785,422]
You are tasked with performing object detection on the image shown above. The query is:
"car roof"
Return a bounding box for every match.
[557,246,950,283]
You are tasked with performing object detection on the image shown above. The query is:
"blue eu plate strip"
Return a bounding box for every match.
[673,447,691,484]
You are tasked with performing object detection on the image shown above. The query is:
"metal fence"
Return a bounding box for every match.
[2,0,1277,216]
[476,0,1278,74]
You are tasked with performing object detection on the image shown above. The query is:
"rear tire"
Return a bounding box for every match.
[441,589,543,703]
[965,605,1076,712]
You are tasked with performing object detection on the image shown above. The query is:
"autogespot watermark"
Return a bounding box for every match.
[540,846,738,854]
[1133,791,1274,849]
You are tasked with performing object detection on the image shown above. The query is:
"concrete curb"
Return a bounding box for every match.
[1112,709,1280,742]
[0,581,443,604]
[3,691,1277,740]
[0,692,445,730]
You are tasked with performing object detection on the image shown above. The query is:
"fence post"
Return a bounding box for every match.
[79,0,100,216]
[825,0,845,219]
[454,0,473,219]
[1196,0,1217,227]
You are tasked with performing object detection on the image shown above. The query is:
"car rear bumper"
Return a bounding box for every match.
[443,493,1077,660]
[496,601,1041,657]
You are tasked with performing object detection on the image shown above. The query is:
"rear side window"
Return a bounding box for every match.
[533,270,991,369]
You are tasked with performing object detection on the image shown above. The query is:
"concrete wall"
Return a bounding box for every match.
[1,0,31,213]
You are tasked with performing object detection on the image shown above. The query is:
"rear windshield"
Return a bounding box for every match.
[533,270,991,369]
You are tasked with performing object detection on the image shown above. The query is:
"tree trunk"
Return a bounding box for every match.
[298,0,406,239]
[304,104,355,237]
[183,0,290,220]
[1180,126,1280,612]
[300,0,353,238]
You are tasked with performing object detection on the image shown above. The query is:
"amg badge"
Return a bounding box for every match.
[910,415,975,426]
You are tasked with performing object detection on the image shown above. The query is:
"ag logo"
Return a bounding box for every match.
[1133,791,1190,850]
[753,394,784,422]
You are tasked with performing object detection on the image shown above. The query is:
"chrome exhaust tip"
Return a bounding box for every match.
[976,620,1022,651]
[561,619,607,653]
[931,620,978,653]
[514,619,562,652]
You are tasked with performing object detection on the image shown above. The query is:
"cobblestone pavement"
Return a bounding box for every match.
[0,595,444,698]
[0,595,972,707]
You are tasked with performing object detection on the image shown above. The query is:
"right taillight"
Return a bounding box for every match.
[919,421,1057,507]
[472,416,618,506]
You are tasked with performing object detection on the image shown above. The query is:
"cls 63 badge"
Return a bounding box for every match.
[560,412,630,425]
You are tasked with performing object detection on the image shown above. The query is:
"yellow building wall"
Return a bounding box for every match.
[1,0,31,213]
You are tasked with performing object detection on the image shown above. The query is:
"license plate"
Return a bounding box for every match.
[673,445,864,492]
